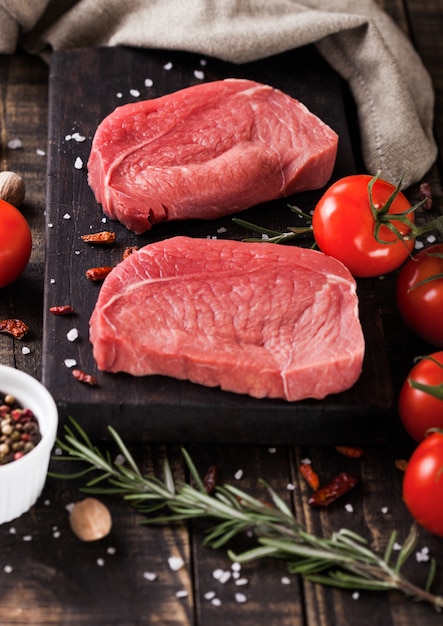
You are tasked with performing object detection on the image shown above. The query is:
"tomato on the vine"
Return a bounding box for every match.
[0,199,32,288]
[398,352,443,442]
[312,172,415,277]
[403,430,443,537]
[396,244,443,347]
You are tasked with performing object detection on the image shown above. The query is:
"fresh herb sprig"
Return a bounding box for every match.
[50,418,443,612]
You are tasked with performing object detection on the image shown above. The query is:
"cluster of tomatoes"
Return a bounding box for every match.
[313,172,443,537]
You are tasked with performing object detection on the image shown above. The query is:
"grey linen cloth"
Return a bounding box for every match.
[0,0,437,187]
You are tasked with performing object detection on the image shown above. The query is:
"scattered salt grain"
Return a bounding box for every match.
[65,502,75,513]
[344,503,354,513]
[44,500,51,506]
[50,278,56,284]
[3,565,13,574]
[48,223,54,228]
[204,591,216,600]
[352,591,360,600]
[415,240,425,250]
[102,217,107,223]
[143,571,157,581]
[286,483,295,491]
[234,469,243,480]
[301,458,311,465]
[63,213,71,220]
[427,234,437,244]
[22,535,32,542]
[175,590,188,599]
[416,547,430,563]
[67,328,79,342]
[393,542,402,551]
[64,359,77,368]
[164,62,173,70]
[116,92,123,98]
[216,226,227,234]
[7,138,22,149]
[75,250,81,255]
[21,346,30,355]
[268,447,277,454]
[9,527,16,534]
[65,132,86,143]
[168,556,184,571]
[130,89,140,97]
[53,530,61,539]
[97,558,105,567]
[381,506,389,514]
[231,562,241,572]
[218,571,232,584]
[235,577,249,587]
[235,592,248,603]
[281,576,291,585]
[36,148,46,156]
[211,597,222,607]
[74,157,83,169]
[200,59,207,66]
[114,454,125,465]
[194,70,205,80]
[107,546,116,555]
[261,234,270,240]
[144,78,154,87]
[212,568,230,583]
[54,447,63,456]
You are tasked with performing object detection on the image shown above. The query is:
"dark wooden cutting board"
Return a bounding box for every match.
[43,45,393,445]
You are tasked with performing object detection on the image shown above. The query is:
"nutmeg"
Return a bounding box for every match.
[0,171,26,206]
[69,497,112,541]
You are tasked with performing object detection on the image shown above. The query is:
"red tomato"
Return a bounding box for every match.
[398,352,443,442]
[0,199,32,288]
[312,173,415,277]
[403,431,443,537]
[396,244,443,347]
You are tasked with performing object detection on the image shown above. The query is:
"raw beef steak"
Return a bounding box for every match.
[87,79,338,234]
[89,237,364,401]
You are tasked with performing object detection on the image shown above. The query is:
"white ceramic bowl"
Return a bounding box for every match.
[0,364,58,524]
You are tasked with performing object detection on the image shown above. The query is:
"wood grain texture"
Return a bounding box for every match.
[42,45,393,445]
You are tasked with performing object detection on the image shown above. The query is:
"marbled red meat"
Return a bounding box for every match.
[89,237,364,401]
[87,79,338,234]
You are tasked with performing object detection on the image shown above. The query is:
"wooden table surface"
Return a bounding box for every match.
[0,1,442,624]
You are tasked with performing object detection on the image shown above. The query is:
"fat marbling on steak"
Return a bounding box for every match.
[89,237,364,401]
[87,79,338,234]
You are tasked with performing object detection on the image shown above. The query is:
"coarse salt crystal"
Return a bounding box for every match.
[7,138,22,149]
[175,590,188,599]
[211,598,222,607]
[200,59,207,66]
[168,556,184,571]
[75,250,81,255]
[415,240,425,250]
[427,234,437,244]
[235,592,248,603]
[114,454,125,465]
[281,576,291,585]
[234,469,243,480]
[116,92,123,98]
[217,226,227,234]
[235,577,249,586]
[107,546,116,555]
[381,506,389,514]
[21,346,30,355]
[352,591,360,600]
[212,568,225,581]
[53,530,61,538]
[9,527,16,534]
[74,157,83,169]
[194,70,205,80]
[50,278,56,284]
[71,132,86,142]
[130,89,140,97]
[204,591,216,600]
[48,223,54,228]
[345,503,354,513]
[143,571,157,581]
[3,565,13,574]
[65,502,75,513]
[102,217,107,223]
[218,571,232,584]
[44,500,51,506]
[231,562,241,572]
[53,447,63,456]
[36,148,46,156]
[393,542,402,551]
[63,213,71,219]
[97,558,105,567]
[164,62,173,70]
[268,447,277,454]
[23,535,32,541]
[64,359,77,368]
[144,78,154,87]
[286,483,295,491]
[67,328,79,342]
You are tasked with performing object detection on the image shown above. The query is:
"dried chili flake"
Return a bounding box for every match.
[203,465,218,494]
[72,369,97,386]
[85,266,113,281]
[0,319,28,339]
[335,445,364,458]
[308,472,359,507]
[49,305,75,316]
[395,459,408,472]
[419,182,433,210]
[81,231,116,244]
[123,246,139,259]
[299,461,320,491]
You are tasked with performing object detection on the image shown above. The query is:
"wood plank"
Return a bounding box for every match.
[42,45,393,445]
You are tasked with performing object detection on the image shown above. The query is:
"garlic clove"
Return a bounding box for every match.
[69,497,112,541]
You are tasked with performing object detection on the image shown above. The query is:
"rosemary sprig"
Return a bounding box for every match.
[50,418,443,612]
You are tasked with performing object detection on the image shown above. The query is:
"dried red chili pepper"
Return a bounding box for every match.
[123,246,139,260]
[203,465,218,494]
[85,266,113,281]
[308,472,359,507]
[0,319,28,339]
[49,305,75,316]
[72,369,97,386]
[419,182,432,210]
[81,231,116,244]
[335,445,364,458]
[299,461,320,491]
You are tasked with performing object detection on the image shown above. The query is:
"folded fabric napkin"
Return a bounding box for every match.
[0,0,437,187]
